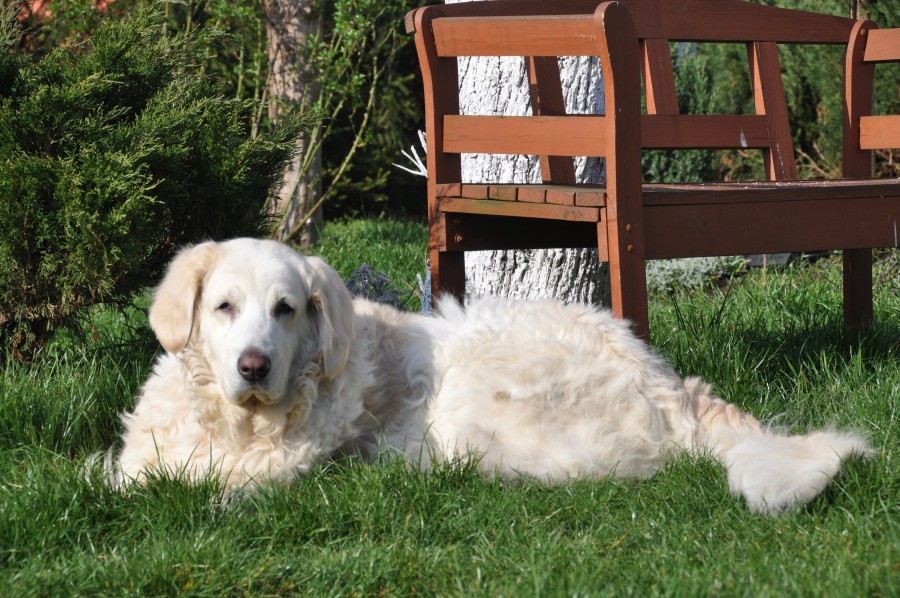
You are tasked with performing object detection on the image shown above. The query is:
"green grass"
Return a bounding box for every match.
[312,218,429,310]
[1,220,897,596]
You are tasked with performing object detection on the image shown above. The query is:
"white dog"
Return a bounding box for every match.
[111,238,869,514]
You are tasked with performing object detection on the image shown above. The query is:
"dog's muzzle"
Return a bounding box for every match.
[238,347,271,383]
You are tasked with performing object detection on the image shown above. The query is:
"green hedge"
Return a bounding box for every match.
[0,3,305,358]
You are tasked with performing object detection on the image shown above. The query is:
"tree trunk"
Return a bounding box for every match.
[447,0,611,304]
[264,0,322,246]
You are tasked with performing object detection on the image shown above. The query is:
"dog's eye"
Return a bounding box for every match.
[274,300,295,318]
[217,301,233,314]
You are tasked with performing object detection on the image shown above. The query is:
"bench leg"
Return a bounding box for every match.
[843,248,873,328]
[602,224,650,342]
[430,248,465,305]
[609,269,651,342]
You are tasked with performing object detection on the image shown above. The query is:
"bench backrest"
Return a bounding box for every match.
[408,0,859,187]
[845,22,900,177]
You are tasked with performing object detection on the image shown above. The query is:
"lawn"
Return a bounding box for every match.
[1,220,897,596]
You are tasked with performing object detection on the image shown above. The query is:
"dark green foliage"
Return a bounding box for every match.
[310,0,427,220]
[0,4,305,357]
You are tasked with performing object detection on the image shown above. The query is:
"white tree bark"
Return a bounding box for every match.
[448,0,611,304]
[264,0,322,246]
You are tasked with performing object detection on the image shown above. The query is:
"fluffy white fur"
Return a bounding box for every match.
[111,238,869,514]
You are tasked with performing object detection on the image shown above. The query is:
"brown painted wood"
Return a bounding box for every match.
[518,187,548,203]
[844,20,876,178]
[749,41,798,180]
[859,115,900,150]
[435,183,462,198]
[642,115,770,149]
[545,188,576,206]
[575,188,607,207]
[439,179,900,210]
[596,2,650,341]
[488,186,518,201]
[419,1,855,51]
[527,56,578,185]
[642,38,679,115]
[864,28,900,63]
[442,214,602,252]
[433,15,598,57]
[409,0,892,340]
[440,197,601,222]
[430,212,466,301]
[642,179,900,206]
[643,197,900,259]
[412,7,465,303]
[843,249,873,327]
[843,19,880,328]
[444,114,769,156]
[460,184,490,199]
[452,184,609,206]
[443,115,608,157]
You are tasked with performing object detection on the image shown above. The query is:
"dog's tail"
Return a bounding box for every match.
[687,378,870,514]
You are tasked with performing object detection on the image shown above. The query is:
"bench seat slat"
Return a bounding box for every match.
[437,179,900,209]
[644,179,900,205]
[439,184,607,206]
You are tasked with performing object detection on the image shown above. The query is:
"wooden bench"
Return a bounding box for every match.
[405,0,900,341]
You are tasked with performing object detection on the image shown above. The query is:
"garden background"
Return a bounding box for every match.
[0,0,897,594]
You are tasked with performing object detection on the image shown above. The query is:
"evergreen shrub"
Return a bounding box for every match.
[0,4,303,358]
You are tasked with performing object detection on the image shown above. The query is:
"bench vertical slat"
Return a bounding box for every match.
[596,2,650,341]
[413,7,466,301]
[642,38,679,115]
[843,19,878,328]
[526,56,577,188]
[749,41,798,180]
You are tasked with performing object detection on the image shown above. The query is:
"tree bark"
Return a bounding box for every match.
[264,0,322,246]
[447,0,611,304]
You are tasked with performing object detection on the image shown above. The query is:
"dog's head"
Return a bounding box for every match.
[148,238,354,405]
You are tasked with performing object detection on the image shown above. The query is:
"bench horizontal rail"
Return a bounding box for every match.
[859,115,900,150]
[433,16,597,57]
[438,179,900,208]
[443,115,607,156]
[864,29,900,63]
[443,114,771,156]
[430,9,854,58]
[644,197,900,258]
[441,213,605,253]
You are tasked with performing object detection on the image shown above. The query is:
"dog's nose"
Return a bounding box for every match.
[238,348,271,382]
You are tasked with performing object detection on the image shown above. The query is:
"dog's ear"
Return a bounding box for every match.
[302,256,355,379]
[149,241,220,354]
